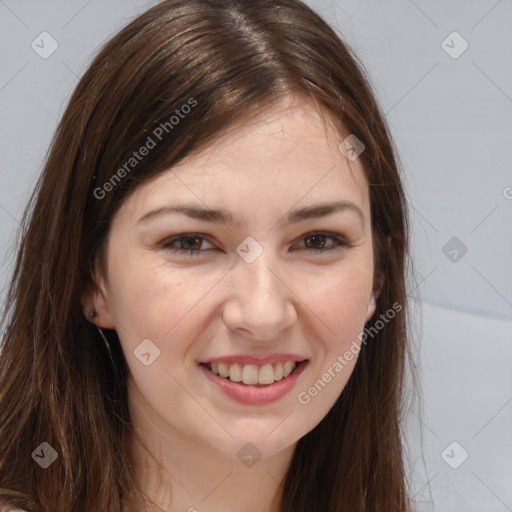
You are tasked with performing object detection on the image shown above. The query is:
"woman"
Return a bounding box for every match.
[0,0,420,510]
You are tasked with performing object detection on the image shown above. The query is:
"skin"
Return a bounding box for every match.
[82,94,380,512]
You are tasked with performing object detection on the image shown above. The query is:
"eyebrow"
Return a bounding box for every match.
[137,200,365,226]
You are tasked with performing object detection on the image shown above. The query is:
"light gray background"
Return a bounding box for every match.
[1,1,511,510]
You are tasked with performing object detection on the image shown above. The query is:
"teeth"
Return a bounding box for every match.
[218,362,229,378]
[229,363,242,382]
[258,364,275,384]
[241,364,259,385]
[207,361,299,385]
[274,362,283,380]
[283,361,295,378]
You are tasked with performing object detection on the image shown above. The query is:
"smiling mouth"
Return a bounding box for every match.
[200,360,308,386]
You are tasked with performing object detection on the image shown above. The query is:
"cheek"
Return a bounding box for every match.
[302,261,373,339]
[106,249,202,329]
[106,253,226,371]
[295,274,367,423]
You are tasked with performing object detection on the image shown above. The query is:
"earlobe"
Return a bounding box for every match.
[80,272,116,329]
[365,293,376,322]
[366,270,386,322]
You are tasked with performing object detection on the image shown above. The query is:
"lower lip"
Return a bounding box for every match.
[199,361,308,405]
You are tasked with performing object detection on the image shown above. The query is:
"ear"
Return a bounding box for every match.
[364,276,382,323]
[364,292,377,323]
[80,263,116,329]
[365,236,391,323]
[365,235,390,322]
[373,270,385,300]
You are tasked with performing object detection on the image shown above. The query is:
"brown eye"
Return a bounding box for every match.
[303,233,328,249]
[296,232,348,254]
[159,231,348,258]
[161,234,215,256]
[174,235,203,251]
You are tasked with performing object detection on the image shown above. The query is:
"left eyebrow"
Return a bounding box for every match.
[285,200,364,225]
[137,200,365,226]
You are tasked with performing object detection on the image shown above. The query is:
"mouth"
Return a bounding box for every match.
[198,358,309,404]
[200,359,308,386]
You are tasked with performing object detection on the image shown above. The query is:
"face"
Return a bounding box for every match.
[86,95,377,463]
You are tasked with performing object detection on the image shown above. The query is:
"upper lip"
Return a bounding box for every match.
[199,353,308,366]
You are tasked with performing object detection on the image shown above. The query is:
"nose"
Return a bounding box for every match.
[221,249,297,342]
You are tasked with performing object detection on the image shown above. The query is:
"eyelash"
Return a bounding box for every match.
[159,232,349,257]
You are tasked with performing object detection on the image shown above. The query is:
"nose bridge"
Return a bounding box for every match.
[223,242,296,338]
[236,245,284,306]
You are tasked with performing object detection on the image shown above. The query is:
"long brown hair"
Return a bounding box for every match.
[0,1,421,510]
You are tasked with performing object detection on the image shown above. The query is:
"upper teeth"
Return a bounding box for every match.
[209,361,297,385]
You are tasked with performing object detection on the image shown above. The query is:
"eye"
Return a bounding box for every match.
[294,232,348,254]
[159,231,348,257]
[160,233,215,256]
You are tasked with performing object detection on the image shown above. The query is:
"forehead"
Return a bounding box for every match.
[117,96,370,225]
